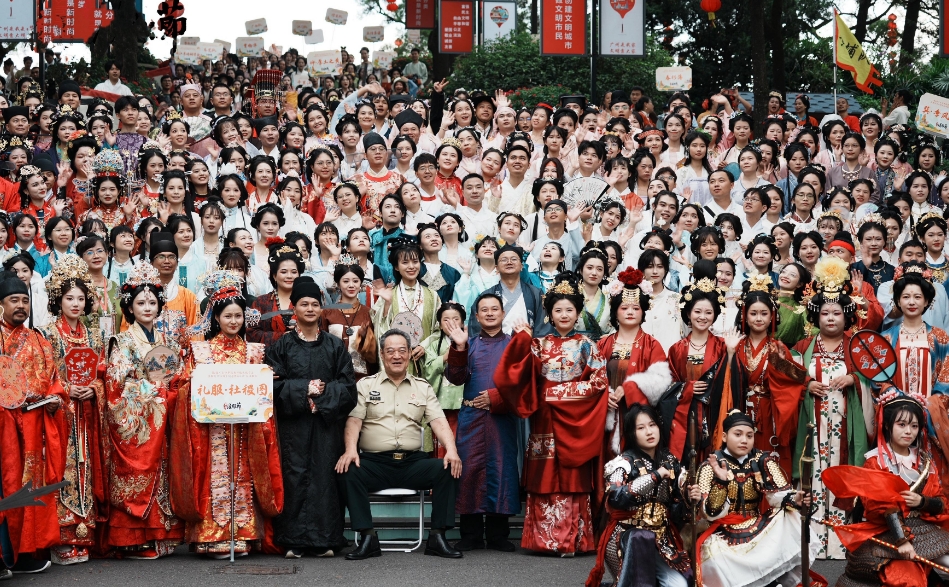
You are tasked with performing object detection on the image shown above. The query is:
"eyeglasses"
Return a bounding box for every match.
[383,348,409,357]
[83,248,106,257]
[743,196,761,203]
[417,164,436,172]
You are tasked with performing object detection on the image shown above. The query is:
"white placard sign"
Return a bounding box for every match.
[916,93,949,138]
[483,2,516,42]
[174,45,202,65]
[180,36,200,45]
[246,18,268,35]
[292,20,313,35]
[236,36,265,57]
[191,364,274,423]
[373,51,397,69]
[305,30,325,44]
[599,0,645,56]
[655,66,692,91]
[407,29,421,43]
[363,26,384,42]
[214,39,232,53]
[196,42,224,60]
[0,0,35,41]
[307,50,343,77]
[326,8,348,25]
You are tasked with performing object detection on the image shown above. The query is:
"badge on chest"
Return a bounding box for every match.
[369,390,382,403]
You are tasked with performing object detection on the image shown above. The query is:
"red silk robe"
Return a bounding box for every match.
[495,331,609,554]
[170,336,284,555]
[855,281,884,332]
[1,322,68,556]
[667,334,728,460]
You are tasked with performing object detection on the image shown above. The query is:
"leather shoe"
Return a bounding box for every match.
[345,534,381,560]
[453,537,484,551]
[425,533,463,558]
[486,539,516,552]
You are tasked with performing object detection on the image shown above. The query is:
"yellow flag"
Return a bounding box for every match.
[834,10,883,94]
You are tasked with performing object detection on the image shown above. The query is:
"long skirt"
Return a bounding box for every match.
[521,492,594,555]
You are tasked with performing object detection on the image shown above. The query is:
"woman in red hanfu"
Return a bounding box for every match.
[495,272,609,556]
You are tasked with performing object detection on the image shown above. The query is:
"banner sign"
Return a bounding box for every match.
[326,8,348,25]
[174,45,202,65]
[196,42,224,60]
[292,20,312,35]
[541,0,585,56]
[0,0,34,41]
[245,18,267,35]
[363,26,384,42]
[236,36,265,57]
[214,38,232,53]
[600,0,644,56]
[307,50,343,76]
[191,363,274,423]
[484,2,516,42]
[179,36,199,45]
[655,66,692,91]
[406,0,435,29]
[916,93,949,138]
[373,51,397,69]
[39,0,115,44]
[439,0,474,54]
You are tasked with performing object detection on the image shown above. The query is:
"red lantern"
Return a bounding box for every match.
[395,38,403,47]
[700,0,721,26]
[387,1,398,10]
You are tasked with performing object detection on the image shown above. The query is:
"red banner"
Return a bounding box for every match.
[439,0,473,54]
[942,0,949,56]
[541,0,586,56]
[39,0,115,44]
[406,0,435,29]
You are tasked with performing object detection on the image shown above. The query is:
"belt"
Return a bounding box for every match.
[462,399,488,410]
[373,449,420,460]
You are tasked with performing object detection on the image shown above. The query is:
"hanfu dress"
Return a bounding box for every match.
[104,322,184,555]
[170,336,283,556]
[321,303,377,381]
[791,334,871,560]
[576,289,613,342]
[641,287,683,354]
[247,292,293,347]
[667,334,728,460]
[370,282,439,376]
[40,318,106,564]
[495,330,609,555]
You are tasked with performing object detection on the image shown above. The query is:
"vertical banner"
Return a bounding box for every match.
[0,0,34,40]
[600,0,644,56]
[439,0,474,54]
[39,0,115,43]
[406,0,436,29]
[941,0,949,56]
[541,0,586,56]
[483,1,516,42]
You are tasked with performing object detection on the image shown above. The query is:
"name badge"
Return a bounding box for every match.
[368,390,382,403]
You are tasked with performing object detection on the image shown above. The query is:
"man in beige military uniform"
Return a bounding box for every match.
[336,329,463,560]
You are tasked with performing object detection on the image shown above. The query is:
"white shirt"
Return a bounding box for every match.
[332,211,363,238]
[404,209,434,236]
[701,197,743,224]
[882,105,910,129]
[739,214,774,245]
[498,177,533,216]
[94,79,133,96]
[456,204,498,241]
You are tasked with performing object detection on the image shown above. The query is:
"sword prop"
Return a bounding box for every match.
[0,480,70,512]
[819,519,949,574]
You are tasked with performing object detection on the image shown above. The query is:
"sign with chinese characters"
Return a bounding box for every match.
[245,18,267,35]
[541,0,585,56]
[307,49,343,76]
[326,8,348,25]
[373,51,397,69]
[0,0,34,41]
[174,44,202,65]
[236,36,265,57]
[292,20,312,36]
[655,66,692,91]
[406,0,435,29]
[363,26,384,42]
[600,0,643,56]
[305,30,324,44]
[179,36,199,45]
[196,41,224,60]
[915,93,949,138]
[191,363,274,423]
[439,0,473,54]
[484,2,516,42]
[39,0,116,44]
[407,29,421,43]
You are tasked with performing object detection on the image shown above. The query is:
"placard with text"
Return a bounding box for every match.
[406,0,435,29]
[0,0,34,41]
[541,0,585,56]
[191,364,274,423]
[39,0,115,44]
[439,0,474,54]
[600,0,644,56]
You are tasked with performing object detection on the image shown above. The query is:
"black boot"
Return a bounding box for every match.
[345,533,381,560]
[454,514,485,551]
[485,514,515,552]
[425,532,463,558]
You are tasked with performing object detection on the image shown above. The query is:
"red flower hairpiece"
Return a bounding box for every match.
[265,236,285,247]
[617,268,643,287]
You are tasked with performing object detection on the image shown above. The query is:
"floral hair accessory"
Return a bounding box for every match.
[46,254,96,309]
[550,277,579,296]
[441,136,463,150]
[616,267,644,306]
[120,263,165,303]
[217,163,239,177]
[189,270,249,335]
[16,165,42,182]
[746,273,774,293]
[893,263,934,282]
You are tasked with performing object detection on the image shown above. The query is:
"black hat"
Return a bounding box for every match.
[1,106,30,121]
[559,95,587,110]
[0,270,29,300]
[32,154,56,173]
[610,91,630,107]
[362,132,387,151]
[722,411,755,432]
[544,199,568,212]
[290,275,323,305]
[252,115,279,133]
[469,91,496,111]
[149,232,179,261]
[394,109,424,130]
[388,94,410,107]
[57,80,81,100]
[493,243,525,263]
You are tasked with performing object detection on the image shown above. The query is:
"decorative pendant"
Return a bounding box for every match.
[75,522,88,539]
[345,327,354,336]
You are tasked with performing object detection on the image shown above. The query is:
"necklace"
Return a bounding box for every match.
[689,335,708,352]
[56,317,87,347]
[399,282,423,313]
[815,335,844,361]
[900,323,927,339]
[840,163,863,182]
[341,302,361,336]
[616,328,644,348]
[866,260,887,287]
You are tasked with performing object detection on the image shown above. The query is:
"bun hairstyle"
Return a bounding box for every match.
[679,275,725,326]
[266,239,305,287]
[914,211,948,248]
[735,273,780,333]
[892,261,937,314]
[543,271,584,316]
[744,233,779,267]
[801,256,858,330]
[576,241,610,287]
[690,225,725,258]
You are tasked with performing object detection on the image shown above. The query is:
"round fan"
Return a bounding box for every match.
[391,311,424,347]
[846,330,896,384]
[562,177,611,210]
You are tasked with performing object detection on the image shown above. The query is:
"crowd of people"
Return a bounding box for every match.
[0,40,947,587]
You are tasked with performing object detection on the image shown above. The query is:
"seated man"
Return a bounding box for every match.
[336,328,463,560]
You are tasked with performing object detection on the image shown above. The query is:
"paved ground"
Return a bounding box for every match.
[30,545,847,586]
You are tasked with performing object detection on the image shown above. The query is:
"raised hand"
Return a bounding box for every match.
[708,454,730,481]
[56,161,73,189]
[433,78,448,93]
[446,322,468,348]
[373,279,392,302]
[440,111,455,130]
[52,198,66,216]
[458,255,472,275]
[206,141,221,161]
[723,327,745,356]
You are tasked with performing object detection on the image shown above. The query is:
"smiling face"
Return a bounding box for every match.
[777,264,801,291]
[745,300,772,334]
[689,299,715,333]
[716,262,734,288]
[550,298,578,334]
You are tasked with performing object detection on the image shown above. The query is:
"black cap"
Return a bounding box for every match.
[610,91,630,107]
[0,270,29,300]
[58,80,81,99]
[362,132,386,151]
[559,95,587,110]
[1,106,30,120]
[252,115,279,133]
[149,232,179,261]
[290,275,323,305]
[394,109,424,130]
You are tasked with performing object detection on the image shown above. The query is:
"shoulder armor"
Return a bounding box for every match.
[604,455,632,480]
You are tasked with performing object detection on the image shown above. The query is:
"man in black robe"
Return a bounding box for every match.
[265,276,356,558]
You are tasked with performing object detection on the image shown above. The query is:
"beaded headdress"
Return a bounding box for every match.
[189,270,260,335]
[441,136,463,151]
[893,263,934,282]
[803,256,856,313]
[120,263,165,303]
[46,254,96,309]
[0,135,34,153]
[681,277,727,305]
[50,104,85,128]
[858,212,885,230]
[614,267,644,306]
[93,149,125,178]
[164,108,183,122]
[16,165,42,182]
[550,278,579,296]
[337,252,359,267]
